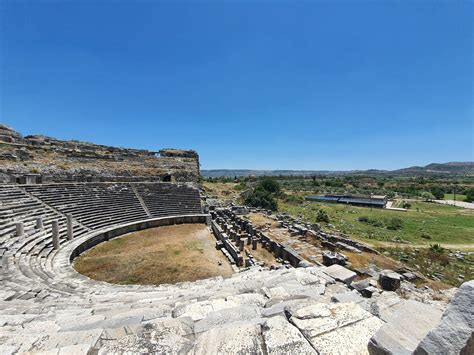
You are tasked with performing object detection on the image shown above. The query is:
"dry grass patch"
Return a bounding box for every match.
[247,213,279,229]
[245,245,276,266]
[74,224,233,285]
[202,182,241,202]
[344,251,403,271]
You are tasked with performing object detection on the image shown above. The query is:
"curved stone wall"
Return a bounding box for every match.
[52,214,209,288]
[69,214,208,261]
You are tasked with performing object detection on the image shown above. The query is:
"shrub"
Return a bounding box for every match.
[421,233,432,240]
[465,188,474,203]
[421,191,435,201]
[283,194,304,205]
[316,209,330,223]
[234,182,247,191]
[358,216,384,228]
[385,217,403,230]
[429,243,445,254]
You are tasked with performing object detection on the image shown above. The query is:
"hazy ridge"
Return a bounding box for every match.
[202,162,474,177]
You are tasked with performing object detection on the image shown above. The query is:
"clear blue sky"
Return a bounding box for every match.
[1,1,472,170]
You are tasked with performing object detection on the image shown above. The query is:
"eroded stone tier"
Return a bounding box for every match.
[0,124,199,183]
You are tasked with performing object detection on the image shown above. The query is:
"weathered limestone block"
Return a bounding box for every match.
[194,323,265,355]
[368,300,442,355]
[261,297,312,318]
[262,316,316,354]
[321,240,337,251]
[172,298,236,321]
[290,302,383,354]
[322,264,356,285]
[352,278,380,298]
[262,286,290,299]
[331,290,365,305]
[227,293,267,307]
[336,241,362,253]
[28,329,104,353]
[379,270,402,291]
[322,251,347,266]
[367,291,405,322]
[194,305,262,334]
[298,260,313,268]
[98,317,195,354]
[414,280,474,355]
[310,316,383,355]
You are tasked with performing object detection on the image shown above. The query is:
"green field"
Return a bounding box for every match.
[444,193,467,201]
[279,199,474,248]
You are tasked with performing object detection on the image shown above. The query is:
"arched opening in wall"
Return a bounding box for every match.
[73,223,234,285]
[162,174,171,182]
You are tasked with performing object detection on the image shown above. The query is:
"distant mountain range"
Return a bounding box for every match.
[201,162,474,178]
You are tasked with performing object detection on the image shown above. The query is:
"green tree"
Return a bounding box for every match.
[259,177,281,194]
[465,188,474,203]
[244,178,281,211]
[421,191,435,201]
[244,189,278,211]
[430,186,444,200]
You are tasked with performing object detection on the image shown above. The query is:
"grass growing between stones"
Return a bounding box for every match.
[74,224,234,285]
[381,246,473,287]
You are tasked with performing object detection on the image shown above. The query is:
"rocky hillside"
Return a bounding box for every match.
[0,124,200,183]
[395,162,474,175]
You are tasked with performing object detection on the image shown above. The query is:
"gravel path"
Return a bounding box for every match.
[434,200,474,210]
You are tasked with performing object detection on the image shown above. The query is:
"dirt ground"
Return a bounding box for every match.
[74,224,234,285]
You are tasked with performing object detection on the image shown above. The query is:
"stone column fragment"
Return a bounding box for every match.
[67,214,74,240]
[36,217,44,229]
[252,238,258,250]
[52,220,60,250]
[16,222,24,238]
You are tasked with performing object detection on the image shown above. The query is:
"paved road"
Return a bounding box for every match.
[434,199,474,210]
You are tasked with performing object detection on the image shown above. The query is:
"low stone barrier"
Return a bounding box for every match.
[211,220,243,266]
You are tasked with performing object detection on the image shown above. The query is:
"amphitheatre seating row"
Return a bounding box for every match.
[24,183,150,230]
[0,183,202,302]
[135,183,202,217]
[0,185,89,252]
[22,183,202,230]
[0,185,90,292]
